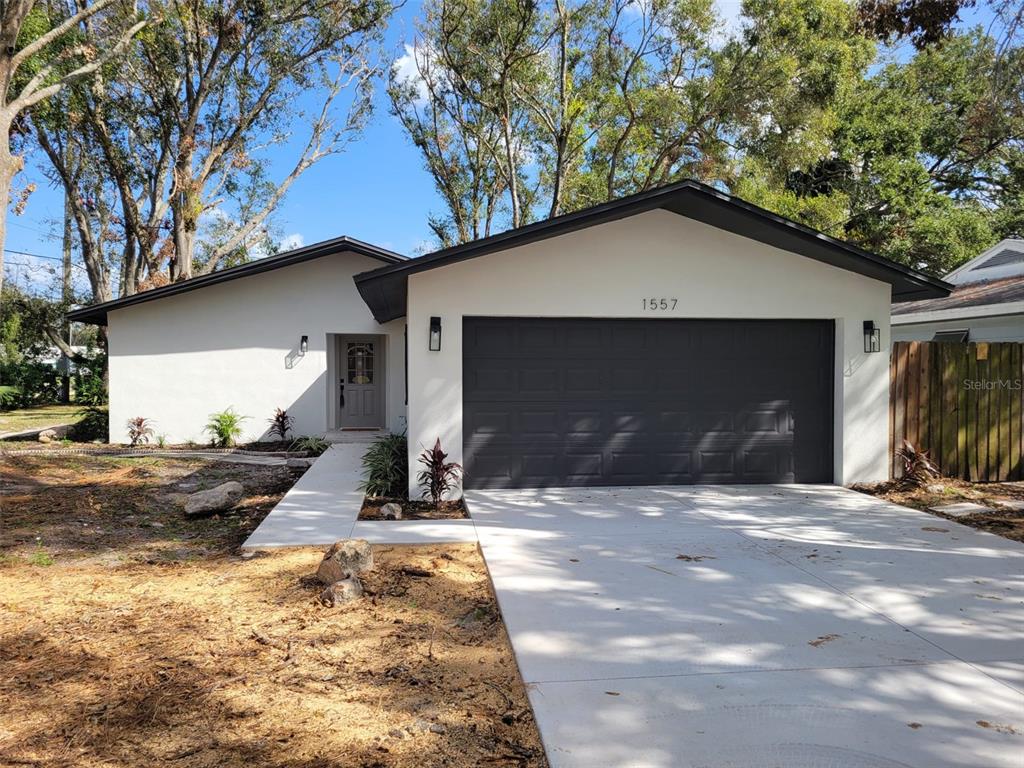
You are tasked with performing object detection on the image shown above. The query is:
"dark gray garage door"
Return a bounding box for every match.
[463,317,834,488]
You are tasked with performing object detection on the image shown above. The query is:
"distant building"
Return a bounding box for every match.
[892,238,1024,343]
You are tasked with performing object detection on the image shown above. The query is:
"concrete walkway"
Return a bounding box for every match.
[468,485,1024,768]
[242,444,476,548]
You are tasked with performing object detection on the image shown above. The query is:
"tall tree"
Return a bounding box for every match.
[31,0,394,297]
[0,0,147,295]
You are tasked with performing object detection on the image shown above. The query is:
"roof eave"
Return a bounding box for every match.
[67,236,406,326]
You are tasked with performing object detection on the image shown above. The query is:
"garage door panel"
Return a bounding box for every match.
[463,318,833,488]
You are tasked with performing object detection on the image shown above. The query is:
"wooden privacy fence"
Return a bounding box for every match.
[890,341,1024,482]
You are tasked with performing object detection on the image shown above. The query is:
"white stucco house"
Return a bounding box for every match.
[892,237,1024,343]
[69,181,951,493]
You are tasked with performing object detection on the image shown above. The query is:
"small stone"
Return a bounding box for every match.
[241,551,256,560]
[184,481,244,516]
[286,457,314,469]
[387,728,408,740]
[319,576,363,606]
[411,718,446,734]
[317,539,373,584]
[381,502,403,520]
[150,521,165,528]
[924,483,947,494]
[37,429,56,444]
[929,502,988,518]
[993,499,1024,512]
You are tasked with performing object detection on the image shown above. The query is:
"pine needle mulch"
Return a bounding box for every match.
[0,457,547,768]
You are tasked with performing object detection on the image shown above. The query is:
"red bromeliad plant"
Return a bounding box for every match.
[267,408,294,441]
[895,439,940,487]
[416,438,463,508]
[126,417,155,447]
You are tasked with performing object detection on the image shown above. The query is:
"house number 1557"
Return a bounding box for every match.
[643,298,678,310]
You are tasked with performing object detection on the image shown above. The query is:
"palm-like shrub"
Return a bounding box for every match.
[267,408,294,440]
[416,438,463,508]
[204,407,247,447]
[126,417,155,447]
[895,440,940,487]
[359,432,408,498]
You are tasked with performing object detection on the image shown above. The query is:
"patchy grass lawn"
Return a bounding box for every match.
[0,403,83,434]
[0,455,546,767]
[853,478,1024,543]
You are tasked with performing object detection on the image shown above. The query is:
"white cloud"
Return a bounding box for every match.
[391,43,433,106]
[280,233,305,251]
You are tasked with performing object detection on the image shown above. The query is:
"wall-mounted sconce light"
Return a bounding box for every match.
[299,335,309,356]
[429,316,442,351]
[863,321,880,353]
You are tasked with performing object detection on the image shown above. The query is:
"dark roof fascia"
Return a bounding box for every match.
[67,236,407,325]
[354,180,952,323]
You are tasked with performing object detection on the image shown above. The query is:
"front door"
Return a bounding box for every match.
[339,338,382,429]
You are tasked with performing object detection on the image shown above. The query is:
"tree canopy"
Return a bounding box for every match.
[391,0,1023,274]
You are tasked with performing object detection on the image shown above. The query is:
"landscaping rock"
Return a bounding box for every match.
[184,481,244,516]
[319,576,363,606]
[924,483,947,494]
[993,499,1024,512]
[286,457,314,469]
[37,429,57,443]
[317,538,374,584]
[929,501,988,518]
[381,502,403,520]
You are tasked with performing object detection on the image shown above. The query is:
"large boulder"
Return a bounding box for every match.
[317,539,373,584]
[184,481,244,516]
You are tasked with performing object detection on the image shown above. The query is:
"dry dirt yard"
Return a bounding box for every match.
[853,478,1024,542]
[0,454,547,768]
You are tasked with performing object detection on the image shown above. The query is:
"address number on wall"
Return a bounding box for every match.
[642,298,678,311]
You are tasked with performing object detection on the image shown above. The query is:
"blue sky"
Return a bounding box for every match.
[3,0,1001,294]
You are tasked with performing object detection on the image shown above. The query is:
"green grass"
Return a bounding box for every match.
[0,404,83,434]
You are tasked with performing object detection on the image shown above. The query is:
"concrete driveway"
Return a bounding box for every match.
[468,485,1024,768]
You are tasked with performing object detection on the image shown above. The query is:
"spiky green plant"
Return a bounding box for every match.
[289,435,330,456]
[359,432,408,498]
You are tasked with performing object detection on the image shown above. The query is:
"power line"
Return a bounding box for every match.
[4,248,61,261]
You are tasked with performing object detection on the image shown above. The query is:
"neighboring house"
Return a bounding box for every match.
[892,238,1024,343]
[69,180,950,492]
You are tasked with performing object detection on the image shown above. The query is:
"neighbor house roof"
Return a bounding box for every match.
[353,179,952,323]
[891,275,1024,324]
[67,236,407,325]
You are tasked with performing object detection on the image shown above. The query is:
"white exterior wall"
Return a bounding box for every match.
[107,252,405,444]
[406,209,892,493]
[892,314,1024,343]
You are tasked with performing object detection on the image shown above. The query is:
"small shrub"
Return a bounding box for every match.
[267,408,294,440]
[289,435,330,456]
[29,542,54,567]
[895,440,940,488]
[416,438,463,508]
[126,416,155,447]
[359,432,408,498]
[70,406,109,442]
[0,385,21,410]
[156,434,168,448]
[204,407,247,447]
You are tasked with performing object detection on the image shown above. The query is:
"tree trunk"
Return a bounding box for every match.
[61,187,73,403]
[0,132,22,298]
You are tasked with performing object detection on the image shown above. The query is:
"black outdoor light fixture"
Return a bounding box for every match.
[429,316,442,351]
[863,321,880,353]
[299,335,309,356]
